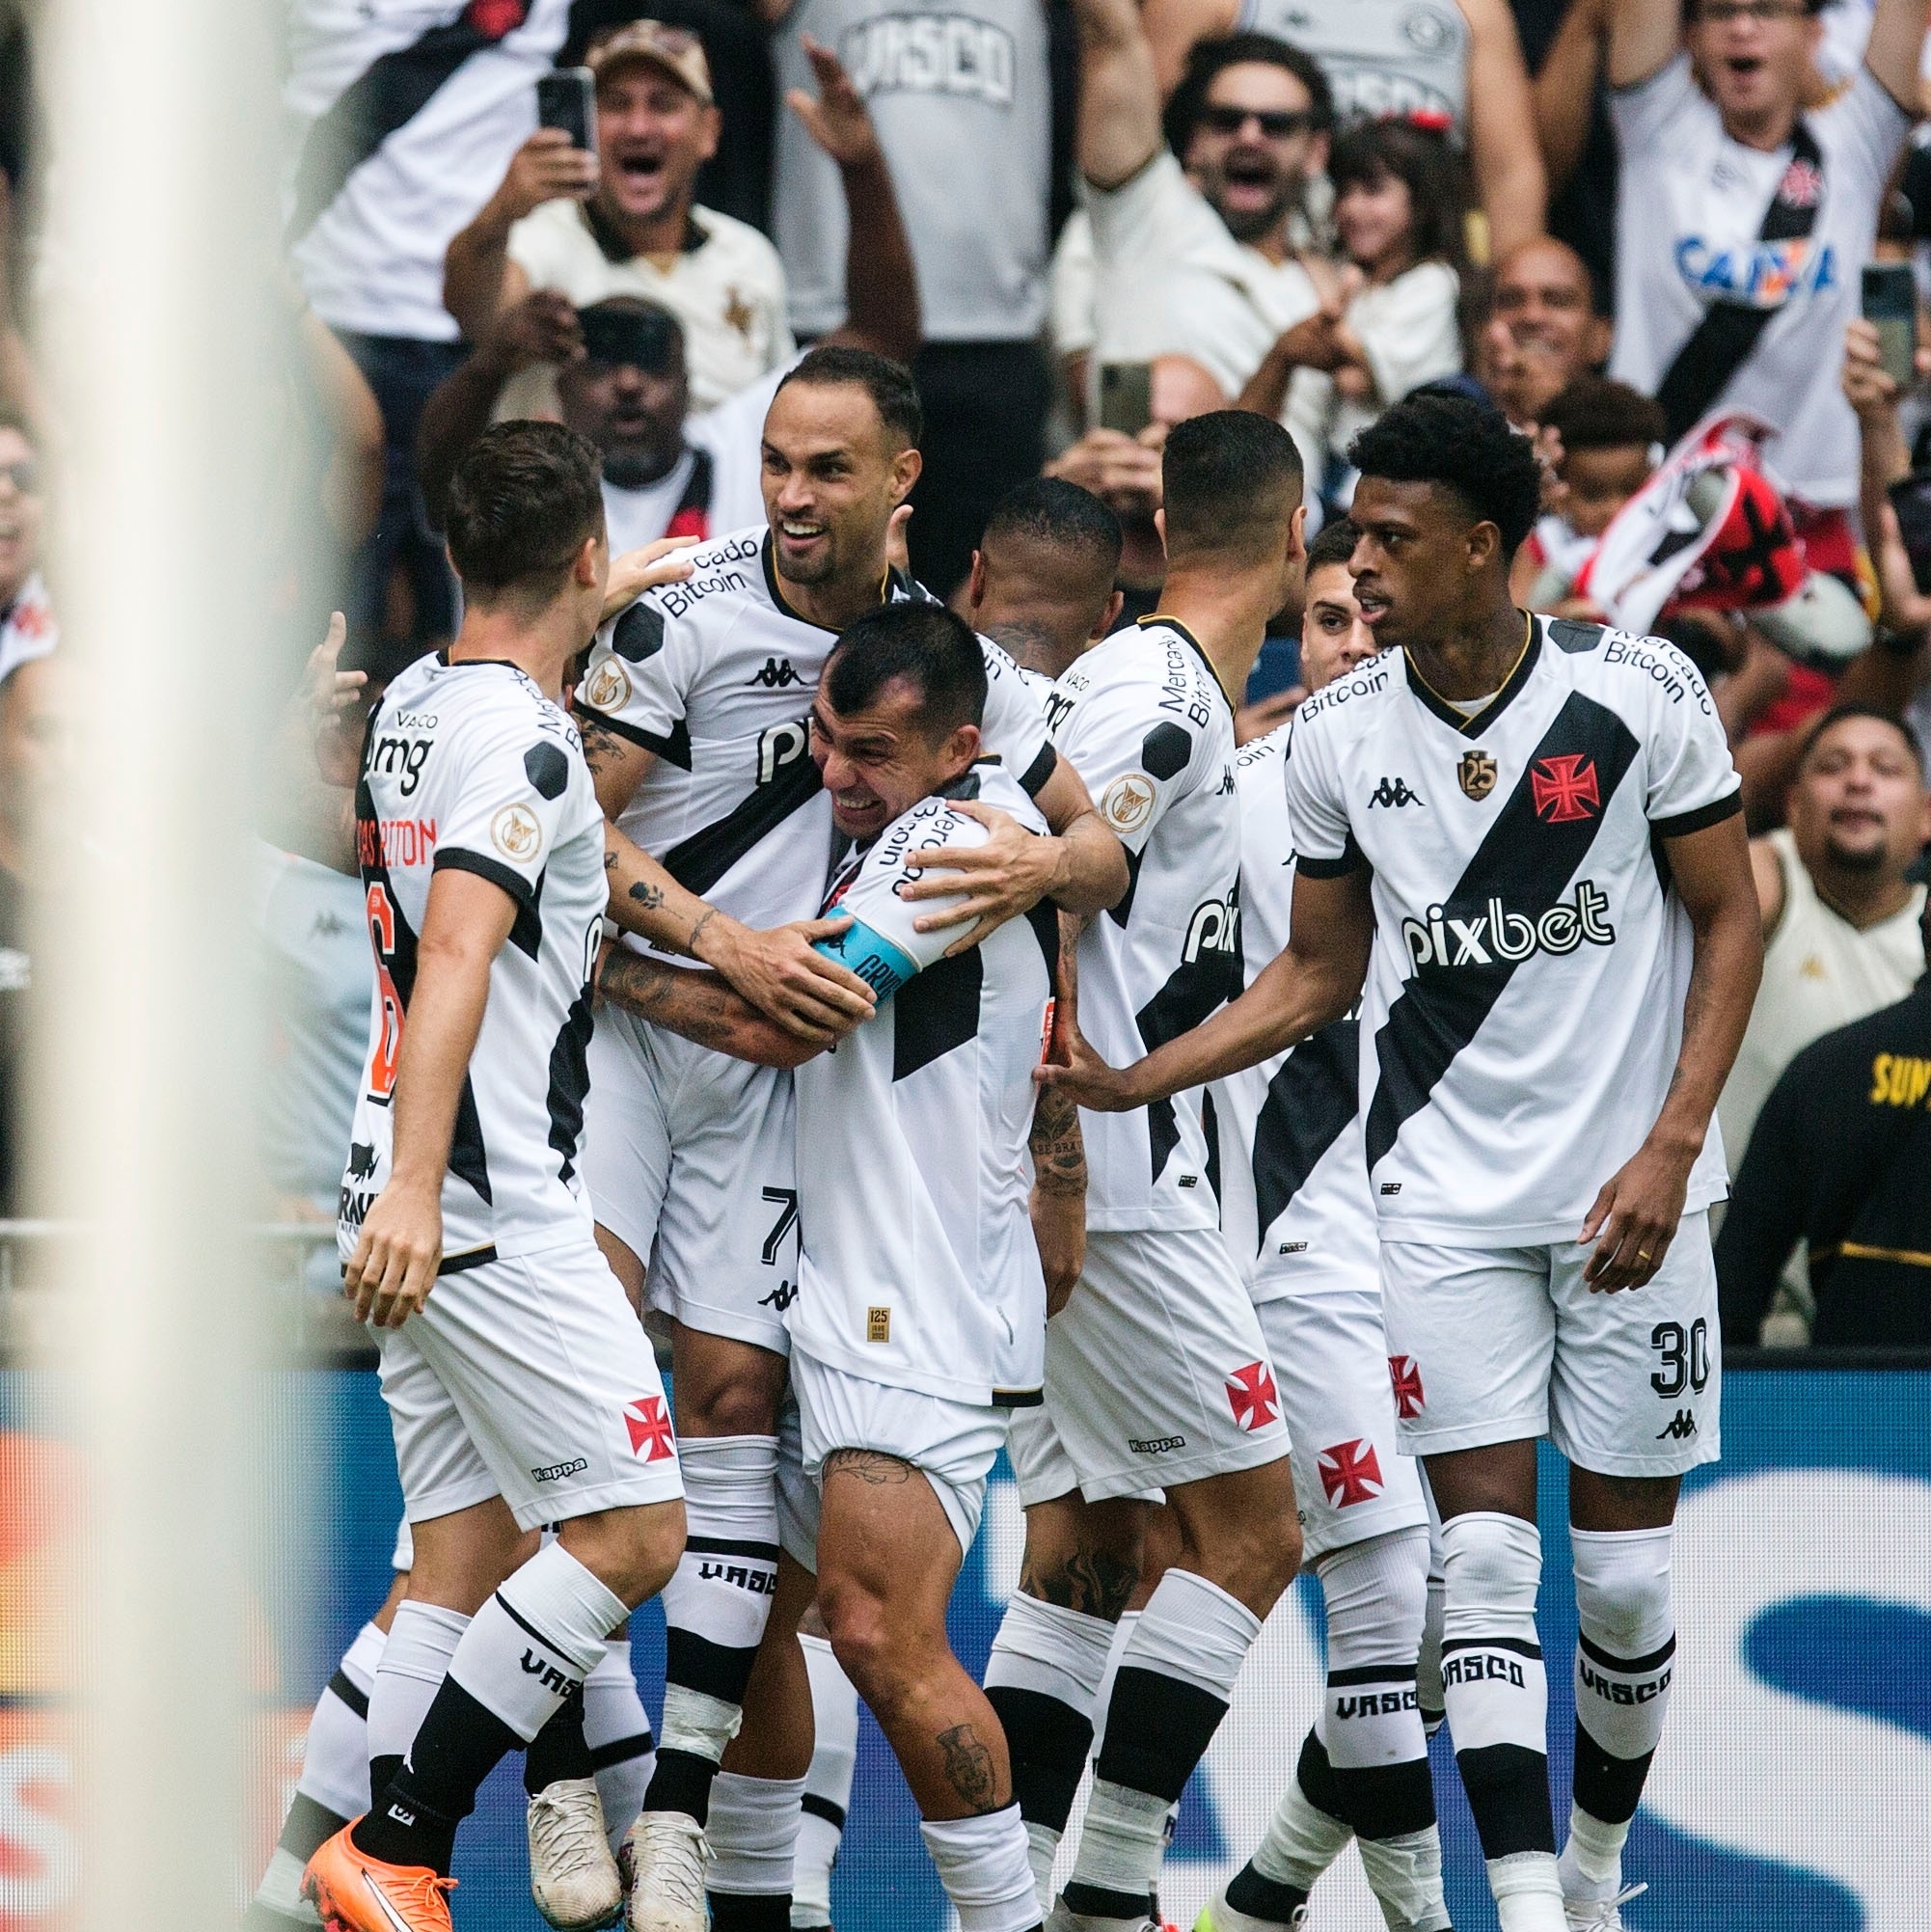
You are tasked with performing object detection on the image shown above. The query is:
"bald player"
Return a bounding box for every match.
[966,478,1127,691]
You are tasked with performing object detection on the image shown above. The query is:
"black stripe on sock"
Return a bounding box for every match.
[1454,1742,1556,1859]
[708,1891,792,1930]
[1226,1864,1312,1921]
[1577,1628,1676,1675]
[1294,1728,1345,1818]
[1440,1636,1542,1660]
[1062,1881,1156,1919]
[587,1730,654,1772]
[800,1790,847,1830]
[986,1684,1096,1831]
[324,1668,370,1722]
[1093,1665,1229,1805]
[493,1591,575,1661]
[686,1536,781,1560]
[1332,1756,1438,1840]
[643,1746,721,1825]
[1571,1716,1655,1828]
[1328,1662,1420,1687]
[666,1627,761,1704]
[279,1790,350,1863]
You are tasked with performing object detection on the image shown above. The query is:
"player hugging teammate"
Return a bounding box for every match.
[286,376,1758,1932]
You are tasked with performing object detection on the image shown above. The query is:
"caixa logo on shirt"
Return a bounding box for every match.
[1674,234,1836,308]
[1401,880,1615,969]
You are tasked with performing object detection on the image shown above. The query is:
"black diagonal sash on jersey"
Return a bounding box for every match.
[286,0,532,248]
[1252,1018,1358,1254]
[1134,888,1243,1186]
[1363,694,1642,1173]
[546,979,594,1184]
[1654,122,1823,443]
[894,950,986,1080]
[658,750,824,897]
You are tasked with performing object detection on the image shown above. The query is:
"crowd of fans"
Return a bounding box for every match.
[0,0,1925,1341]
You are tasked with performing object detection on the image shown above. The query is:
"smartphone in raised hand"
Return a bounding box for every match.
[536,68,598,155]
[1862,262,1917,388]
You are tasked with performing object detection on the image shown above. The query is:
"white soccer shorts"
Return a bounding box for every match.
[1008,1226,1291,1507]
[581,1002,801,1356]
[377,1238,686,1533]
[1377,1211,1722,1478]
[1257,1287,1429,1564]
[791,1350,1010,1562]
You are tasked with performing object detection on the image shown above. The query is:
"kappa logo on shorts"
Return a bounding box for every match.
[1226,1361,1279,1431]
[1318,1438,1384,1507]
[530,1457,589,1483]
[1388,1355,1426,1419]
[623,1396,676,1460]
[1656,1407,1699,1442]
[1129,1434,1188,1456]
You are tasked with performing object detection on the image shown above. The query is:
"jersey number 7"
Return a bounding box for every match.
[366,883,405,1103]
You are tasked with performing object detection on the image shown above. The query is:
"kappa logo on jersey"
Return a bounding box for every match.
[1456,749,1498,801]
[623,1397,676,1460]
[584,658,632,713]
[1319,1438,1384,1508]
[1401,881,1616,969]
[1101,772,1156,834]
[1530,753,1601,823]
[491,802,542,862]
[746,656,803,689]
[1369,776,1425,808]
[1388,1355,1426,1419]
[1226,1360,1280,1431]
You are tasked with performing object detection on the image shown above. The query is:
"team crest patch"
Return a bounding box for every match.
[1388,1355,1426,1419]
[1318,1438,1384,1508]
[491,802,542,861]
[584,658,632,713]
[1101,773,1156,834]
[1530,753,1600,823]
[1226,1360,1280,1431]
[623,1396,676,1460]
[1456,750,1497,801]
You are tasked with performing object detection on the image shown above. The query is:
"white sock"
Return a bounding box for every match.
[1087,1610,1140,1761]
[368,1602,468,1769]
[1487,1849,1567,1931]
[793,1634,857,1927]
[708,1770,808,1900]
[921,1804,1043,1932]
[1247,1764,1352,1891]
[295,1619,386,1824]
[585,1636,654,1854]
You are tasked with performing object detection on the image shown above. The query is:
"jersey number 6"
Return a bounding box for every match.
[366,883,405,1103]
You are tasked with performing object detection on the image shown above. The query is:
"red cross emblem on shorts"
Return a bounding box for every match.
[1225,1360,1279,1431]
[624,1396,676,1460]
[1388,1355,1426,1420]
[1530,754,1600,824]
[1318,1438,1384,1508]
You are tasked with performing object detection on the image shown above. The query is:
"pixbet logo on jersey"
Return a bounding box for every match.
[1401,880,1615,969]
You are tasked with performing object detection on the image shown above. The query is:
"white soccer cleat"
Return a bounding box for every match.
[1191,1892,1310,1931]
[1564,1881,1648,1931]
[1043,1900,1161,1932]
[528,1778,623,1930]
[623,1810,710,1932]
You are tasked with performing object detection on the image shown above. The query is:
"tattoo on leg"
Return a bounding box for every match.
[936,1723,999,1813]
[1020,1547,1137,1619]
[823,1449,912,1486]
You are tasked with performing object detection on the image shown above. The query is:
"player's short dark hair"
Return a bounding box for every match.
[445,421,606,600]
[1165,32,1334,155]
[825,601,988,738]
[1306,516,1359,577]
[777,345,923,450]
[1539,378,1667,455]
[1161,409,1303,560]
[1799,702,1925,776]
[981,476,1123,578]
[1349,393,1543,559]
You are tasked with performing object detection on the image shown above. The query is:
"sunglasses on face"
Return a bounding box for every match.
[1200,104,1318,139]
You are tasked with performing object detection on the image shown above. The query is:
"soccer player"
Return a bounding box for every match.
[966,477,1127,692]
[982,411,1307,1932]
[572,343,1127,1928]
[302,423,689,1932]
[1198,516,1448,1932]
[1043,393,1764,1932]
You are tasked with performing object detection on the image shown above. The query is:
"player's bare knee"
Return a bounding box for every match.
[816,1579,907,1705]
[559,1496,688,1608]
[670,1326,786,1437]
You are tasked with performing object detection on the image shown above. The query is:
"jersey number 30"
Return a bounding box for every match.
[366,883,404,1103]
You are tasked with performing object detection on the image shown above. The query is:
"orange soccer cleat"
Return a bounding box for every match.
[303,1823,457,1932]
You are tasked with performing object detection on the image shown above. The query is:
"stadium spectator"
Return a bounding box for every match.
[1525,0,1619,300]
[1477,234,1611,429]
[763,0,1056,601]
[1138,0,1547,256]
[1604,0,1927,577]
[1719,706,1929,1183]
[445,21,792,413]
[1717,894,1931,1345]
[1844,312,1931,659]
[285,0,573,647]
[0,411,52,686]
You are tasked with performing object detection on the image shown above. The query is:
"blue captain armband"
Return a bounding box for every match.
[814,917,919,999]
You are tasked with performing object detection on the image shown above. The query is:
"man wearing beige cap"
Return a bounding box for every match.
[446,21,793,409]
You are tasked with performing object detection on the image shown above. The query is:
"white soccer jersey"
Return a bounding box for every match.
[1210,723,1378,1298]
[1284,617,1741,1246]
[339,653,607,1265]
[790,762,1055,1404]
[1046,615,1240,1232]
[576,526,1057,959]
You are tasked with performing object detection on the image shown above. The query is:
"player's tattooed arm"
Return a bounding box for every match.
[577,713,652,797]
[595,942,823,1070]
[935,1724,1001,1813]
[1030,1084,1087,1316]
